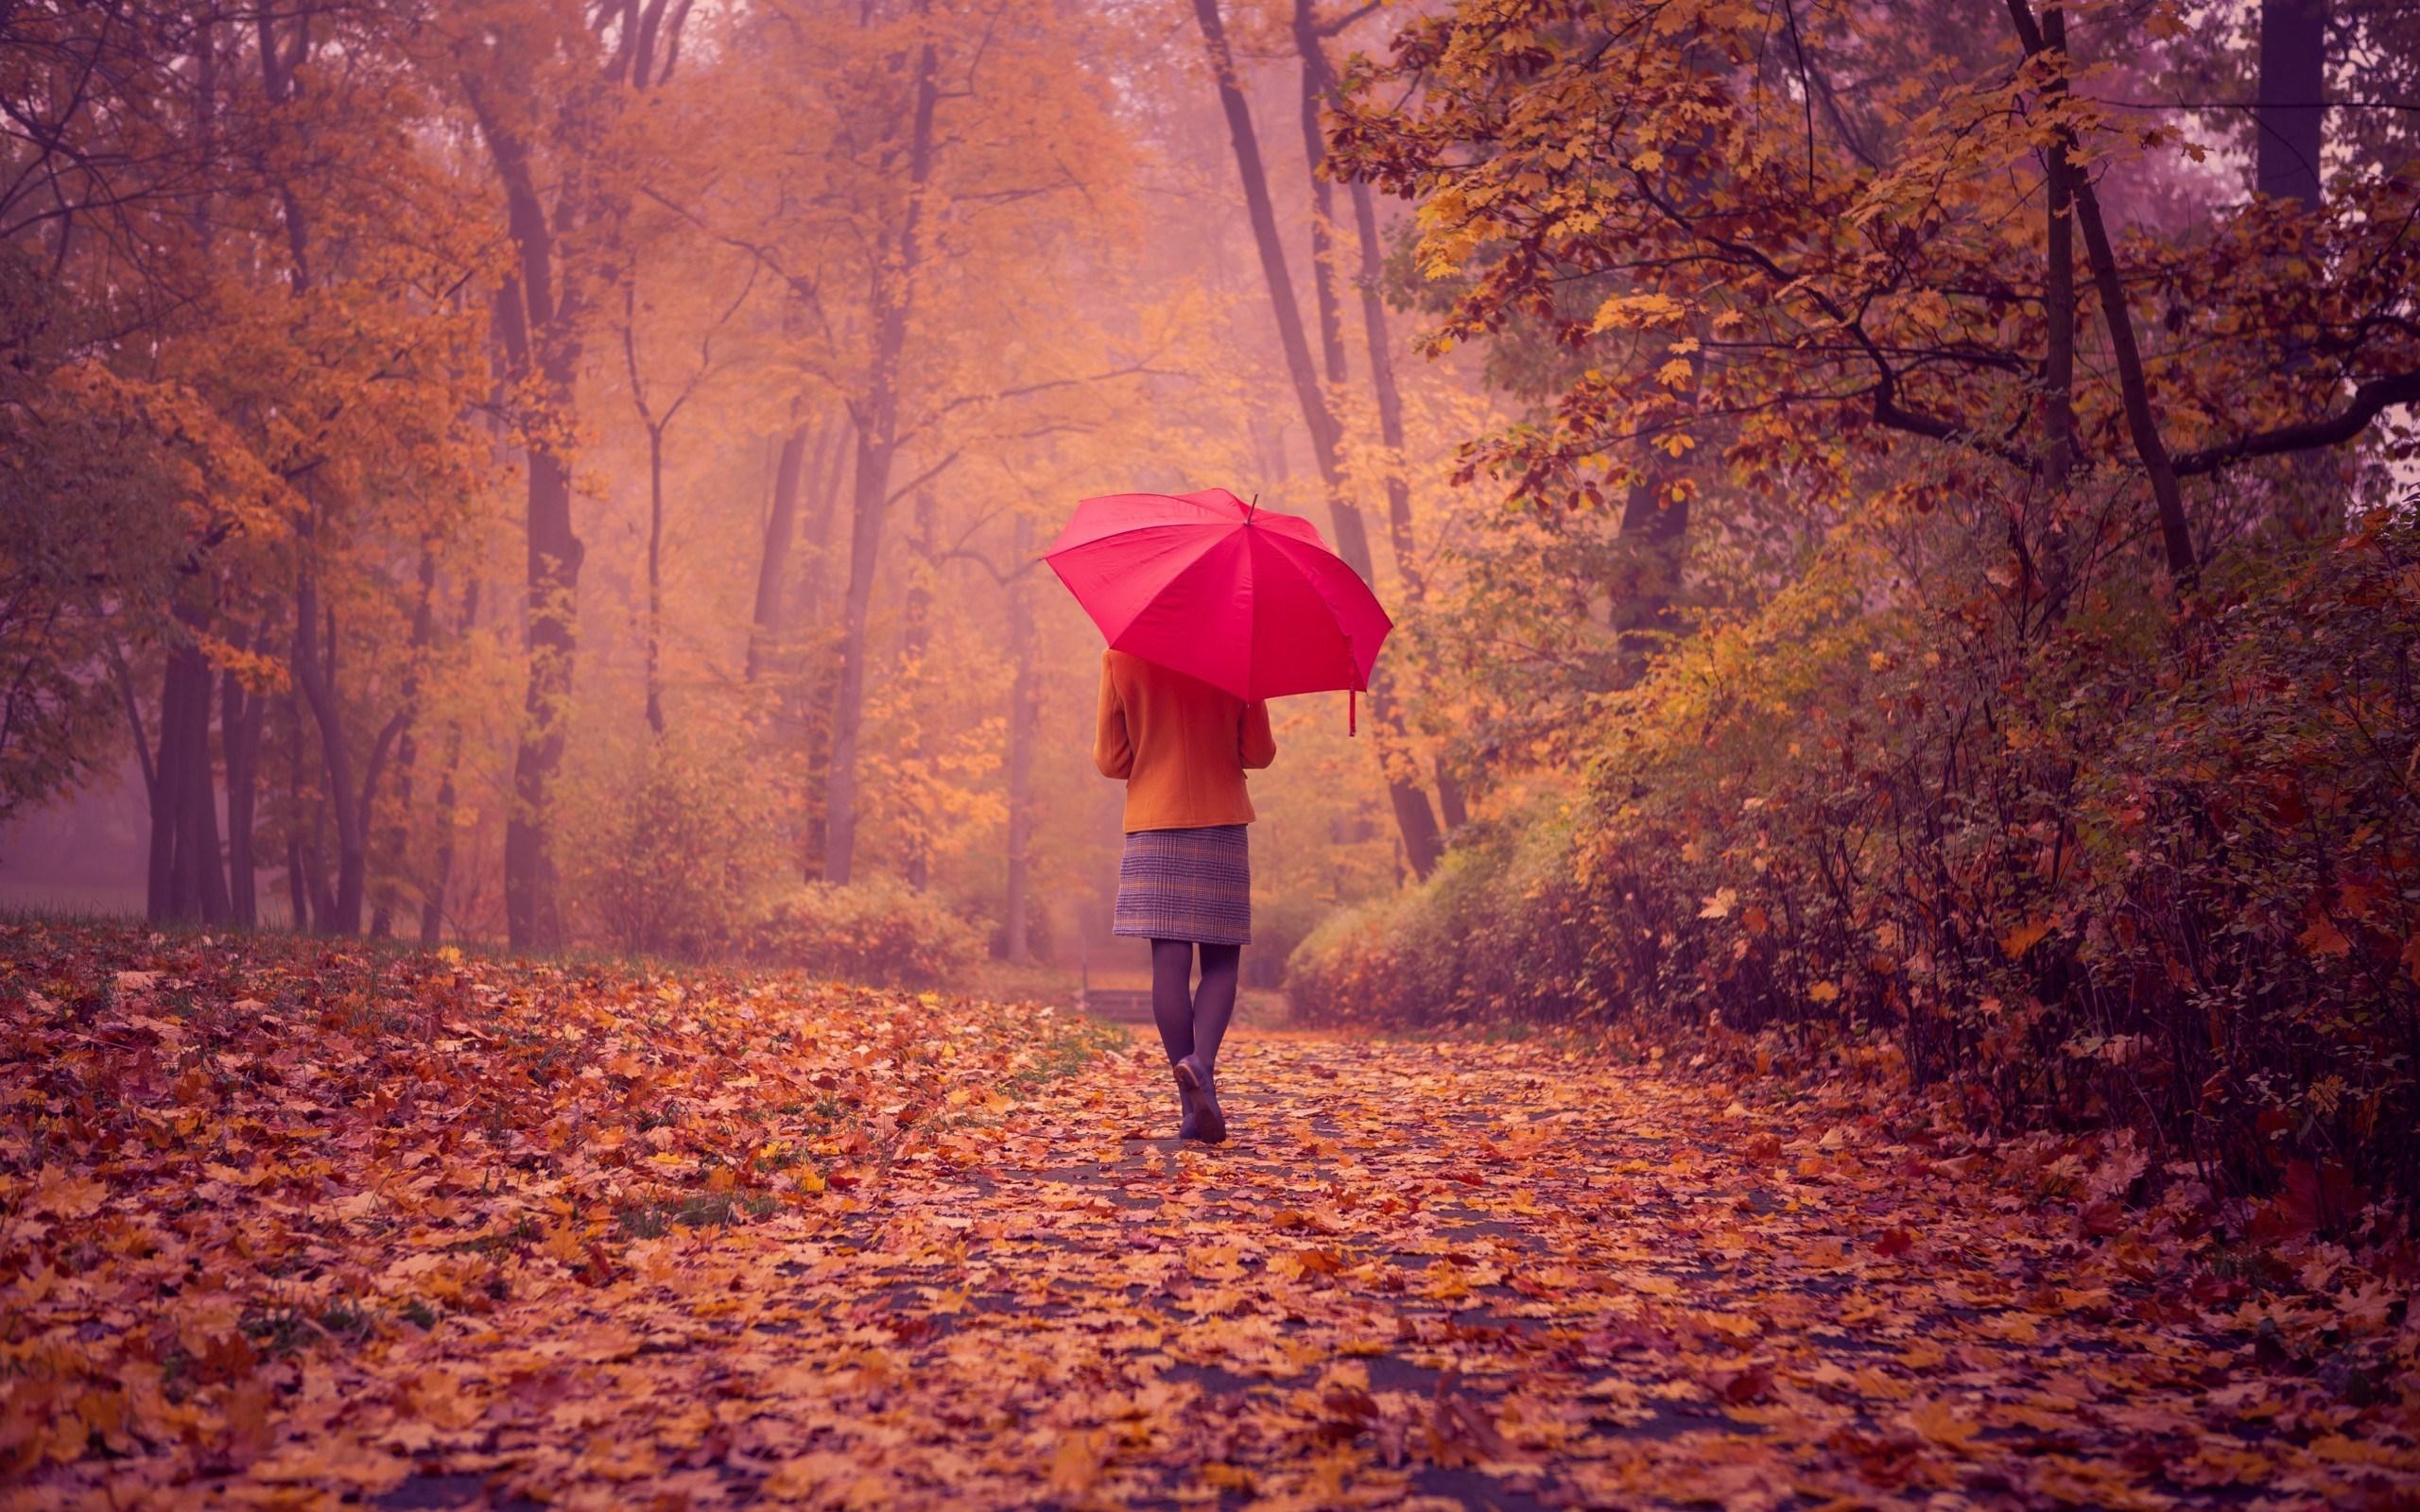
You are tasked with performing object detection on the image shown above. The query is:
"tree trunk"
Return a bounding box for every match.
[1199,0,1443,878]
[421,579,480,947]
[1346,171,1471,836]
[1345,180,1426,597]
[221,623,265,927]
[2256,0,2325,207]
[1002,516,1037,966]
[2256,0,2334,536]
[747,414,811,686]
[821,30,940,888]
[2037,4,2079,600]
[1291,0,1351,392]
[2006,0,2196,584]
[292,563,368,934]
[798,415,846,633]
[176,639,229,923]
[1192,0,1368,567]
[372,548,438,938]
[644,420,666,736]
[284,694,310,931]
[144,645,184,922]
[900,489,939,890]
[475,101,589,949]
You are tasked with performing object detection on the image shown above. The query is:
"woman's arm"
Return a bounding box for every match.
[1094,653,1134,778]
[1239,699,1276,769]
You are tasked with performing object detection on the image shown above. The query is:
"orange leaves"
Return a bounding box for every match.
[1998,917,2054,958]
[9,927,2419,1507]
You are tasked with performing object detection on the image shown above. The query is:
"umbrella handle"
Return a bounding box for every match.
[1349,687,1357,737]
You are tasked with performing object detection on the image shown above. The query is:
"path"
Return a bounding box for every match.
[341,1030,2406,1510]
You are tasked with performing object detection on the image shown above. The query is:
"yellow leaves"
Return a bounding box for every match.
[1698,886,1738,919]
[1589,291,1687,334]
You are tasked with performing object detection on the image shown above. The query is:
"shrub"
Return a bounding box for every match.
[744,877,986,991]
[1289,508,2420,1214]
[1287,810,1588,1024]
[560,728,780,959]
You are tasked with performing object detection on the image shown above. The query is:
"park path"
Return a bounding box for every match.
[337,1028,2407,1510]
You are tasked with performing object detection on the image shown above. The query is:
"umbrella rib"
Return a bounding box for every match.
[1253,528,1392,686]
[1064,525,1236,645]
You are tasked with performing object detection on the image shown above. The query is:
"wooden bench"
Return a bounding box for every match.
[1077,987,1155,1023]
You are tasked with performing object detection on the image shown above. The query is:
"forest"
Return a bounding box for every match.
[3,0,2419,1504]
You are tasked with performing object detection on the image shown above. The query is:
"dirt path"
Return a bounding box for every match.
[324,1029,2410,1509]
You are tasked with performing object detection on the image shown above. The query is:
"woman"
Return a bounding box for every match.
[1094,645,1277,1143]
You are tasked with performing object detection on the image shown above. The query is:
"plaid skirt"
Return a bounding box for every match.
[1114,824,1252,946]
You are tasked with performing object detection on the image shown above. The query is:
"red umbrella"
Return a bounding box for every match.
[1044,486,1391,732]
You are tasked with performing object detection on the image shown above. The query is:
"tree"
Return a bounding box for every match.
[1330,0,2420,593]
[1193,0,1445,879]
[448,0,699,947]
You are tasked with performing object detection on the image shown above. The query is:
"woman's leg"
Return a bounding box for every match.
[1193,942,1241,1071]
[1149,937,1197,1063]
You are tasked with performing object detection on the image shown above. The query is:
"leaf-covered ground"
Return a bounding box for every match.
[4,925,2416,1508]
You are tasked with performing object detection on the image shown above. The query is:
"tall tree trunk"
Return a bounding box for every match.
[2036,3,2080,602]
[900,489,938,890]
[1198,0,1443,879]
[2256,0,2325,206]
[644,419,667,736]
[2007,0,2196,584]
[821,28,939,887]
[2256,0,2333,536]
[284,694,311,930]
[1345,171,1470,835]
[1191,0,1366,566]
[221,622,264,927]
[144,645,184,922]
[475,106,588,951]
[1291,0,1351,393]
[797,416,847,635]
[175,638,229,923]
[292,560,368,934]
[421,579,481,946]
[372,548,438,938]
[747,413,811,686]
[143,603,230,926]
[1345,180,1425,598]
[1002,516,1037,966]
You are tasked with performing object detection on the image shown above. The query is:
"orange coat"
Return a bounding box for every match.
[1093,648,1277,832]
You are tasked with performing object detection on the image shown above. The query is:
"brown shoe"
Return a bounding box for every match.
[1175,1055,1225,1143]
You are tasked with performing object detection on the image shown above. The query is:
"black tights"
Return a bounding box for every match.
[1150,938,1240,1071]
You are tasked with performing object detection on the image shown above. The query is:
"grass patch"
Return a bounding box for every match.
[616,1190,782,1241]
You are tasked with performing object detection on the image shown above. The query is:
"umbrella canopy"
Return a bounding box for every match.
[1044,487,1391,711]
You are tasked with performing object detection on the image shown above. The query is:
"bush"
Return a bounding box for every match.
[561,728,780,959]
[1287,811,1589,1023]
[1289,508,2420,1214]
[745,877,986,991]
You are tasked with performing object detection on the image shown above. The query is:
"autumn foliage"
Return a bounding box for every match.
[1288,0,2420,1227]
[0,919,1111,1483]
[8,921,2419,1504]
